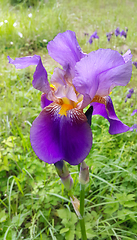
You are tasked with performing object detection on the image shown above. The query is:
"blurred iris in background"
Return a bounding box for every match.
[88,31,99,44]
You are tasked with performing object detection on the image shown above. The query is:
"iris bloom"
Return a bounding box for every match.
[8,30,132,165]
[115,27,120,37]
[88,31,99,44]
[129,88,134,94]
[106,32,113,42]
[125,88,134,102]
[120,30,127,38]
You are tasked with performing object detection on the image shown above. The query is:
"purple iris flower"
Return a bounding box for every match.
[88,37,93,44]
[126,93,132,98]
[120,30,127,38]
[8,30,132,165]
[115,27,120,37]
[88,31,99,44]
[129,88,134,94]
[133,62,137,68]
[125,88,134,102]
[131,109,137,116]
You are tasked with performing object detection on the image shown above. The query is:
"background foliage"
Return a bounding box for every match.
[0,0,137,239]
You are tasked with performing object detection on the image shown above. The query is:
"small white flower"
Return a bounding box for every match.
[4,20,8,23]
[13,22,17,27]
[43,39,47,43]
[18,32,23,38]
[28,13,32,18]
[0,22,3,26]
[10,42,13,45]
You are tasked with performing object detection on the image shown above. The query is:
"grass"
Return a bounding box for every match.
[0,0,137,239]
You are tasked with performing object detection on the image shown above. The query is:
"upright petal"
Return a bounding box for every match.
[30,103,92,165]
[50,67,77,102]
[8,55,51,94]
[47,30,85,77]
[91,96,130,134]
[73,49,132,99]
[50,68,67,87]
[73,53,99,100]
[55,85,77,102]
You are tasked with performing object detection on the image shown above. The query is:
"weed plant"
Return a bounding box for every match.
[0,0,137,239]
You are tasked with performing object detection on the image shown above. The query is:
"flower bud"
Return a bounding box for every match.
[54,160,73,191]
[79,161,89,185]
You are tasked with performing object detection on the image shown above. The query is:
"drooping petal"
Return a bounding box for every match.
[47,30,85,78]
[73,49,132,99]
[30,103,92,165]
[32,57,50,93]
[30,104,63,164]
[8,55,51,94]
[61,109,92,165]
[7,55,39,69]
[91,96,130,134]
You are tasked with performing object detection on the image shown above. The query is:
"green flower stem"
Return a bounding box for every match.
[79,183,87,240]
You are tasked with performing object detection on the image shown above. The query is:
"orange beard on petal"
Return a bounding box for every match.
[58,103,73,116]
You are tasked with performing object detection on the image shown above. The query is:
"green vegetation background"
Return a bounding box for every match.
[0,0,137,239]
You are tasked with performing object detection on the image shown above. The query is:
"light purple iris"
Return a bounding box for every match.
[8,30,132,165]
[88,31,99,44]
